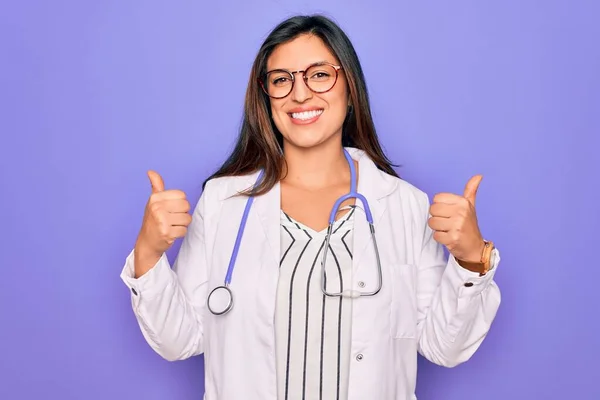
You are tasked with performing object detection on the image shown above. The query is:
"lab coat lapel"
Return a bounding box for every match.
[220,171,280,270]
[253,180,281,270]
[252,179,281,319]
[349,149,394,274]
[217,171,280,300]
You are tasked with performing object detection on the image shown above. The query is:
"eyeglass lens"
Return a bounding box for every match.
[264,64,338,98]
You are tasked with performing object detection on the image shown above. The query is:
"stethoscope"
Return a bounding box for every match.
[207,149,383,316]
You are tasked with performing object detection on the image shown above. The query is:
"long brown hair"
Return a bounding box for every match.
[204,14,399,196]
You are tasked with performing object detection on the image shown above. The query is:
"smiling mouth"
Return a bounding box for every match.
[289,109,324,121]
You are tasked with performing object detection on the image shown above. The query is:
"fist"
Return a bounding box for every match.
[135,170,192,256]
[428,175,485,262]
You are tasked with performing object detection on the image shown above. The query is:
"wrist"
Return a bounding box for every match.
[464,239,486,263]
[133,241,163,278]
[134,237,161,258]
[456,240,495,276]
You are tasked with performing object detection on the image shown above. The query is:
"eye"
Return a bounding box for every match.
[310,71,331,80]
[272,76,290,86]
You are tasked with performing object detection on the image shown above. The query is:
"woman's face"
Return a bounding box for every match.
[265,34,349,150]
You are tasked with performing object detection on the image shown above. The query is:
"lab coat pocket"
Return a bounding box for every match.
[389,264,417,339]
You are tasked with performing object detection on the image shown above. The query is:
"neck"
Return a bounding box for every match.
[281,139,350,190]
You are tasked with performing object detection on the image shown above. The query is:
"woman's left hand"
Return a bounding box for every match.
[428,175,485,264]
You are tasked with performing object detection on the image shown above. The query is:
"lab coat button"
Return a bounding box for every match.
[464,282,474,287]
[131,287,138,295]
[358,281,365,288]
[356,354,364,361]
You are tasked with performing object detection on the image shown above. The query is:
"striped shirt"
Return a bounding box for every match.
[275,207,356,400]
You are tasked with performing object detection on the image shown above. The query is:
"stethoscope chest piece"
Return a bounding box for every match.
[207,286,233,315]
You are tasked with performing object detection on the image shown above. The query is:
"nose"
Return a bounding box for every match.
[290,73,312,103]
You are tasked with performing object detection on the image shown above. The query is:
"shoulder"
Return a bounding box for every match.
[349,146,431,214]
[396,178,430,206]
[381,172,431,219]
[201,173,259,203]
[192,174,257,226]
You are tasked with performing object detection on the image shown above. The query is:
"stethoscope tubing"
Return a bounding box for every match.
[208,149,383,316]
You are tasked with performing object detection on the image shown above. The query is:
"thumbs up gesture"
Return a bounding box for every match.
[135,171,193,259]
[428,175,485,264]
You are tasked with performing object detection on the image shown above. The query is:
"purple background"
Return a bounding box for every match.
[1,1,598,399]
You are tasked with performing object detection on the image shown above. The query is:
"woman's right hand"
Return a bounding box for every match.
[133,170,192,278]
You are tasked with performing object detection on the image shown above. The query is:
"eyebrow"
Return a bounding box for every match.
[267,60,334,72]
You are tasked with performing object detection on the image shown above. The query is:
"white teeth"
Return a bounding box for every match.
[291,109,323,120]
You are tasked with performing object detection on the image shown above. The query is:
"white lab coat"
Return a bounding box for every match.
[120,147,501,400]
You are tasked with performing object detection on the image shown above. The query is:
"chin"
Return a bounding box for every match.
[284,134,327,149]
[282,129,341,150]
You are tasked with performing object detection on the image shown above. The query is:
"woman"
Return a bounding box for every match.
[121,14,501,400]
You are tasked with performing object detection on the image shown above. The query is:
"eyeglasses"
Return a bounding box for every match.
[259,62,343,99]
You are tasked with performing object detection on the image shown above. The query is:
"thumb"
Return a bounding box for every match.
[147,170,165,193]
[463,174,483,206]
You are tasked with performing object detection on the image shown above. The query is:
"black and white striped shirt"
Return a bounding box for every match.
[275,207,355,400]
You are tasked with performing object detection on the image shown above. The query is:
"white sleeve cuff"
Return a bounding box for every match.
[119,249,175,301]
[446,248,501,298]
